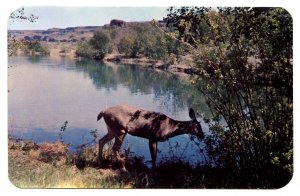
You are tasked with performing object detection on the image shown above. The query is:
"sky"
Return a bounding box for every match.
[8,7,169,30]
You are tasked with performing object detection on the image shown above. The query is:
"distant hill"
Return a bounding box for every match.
[9,26,101,43]
[9,19,167,44]
[8,19,168,59]
[8,19,194,74]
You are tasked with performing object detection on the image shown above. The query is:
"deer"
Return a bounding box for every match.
[96,104,204,169]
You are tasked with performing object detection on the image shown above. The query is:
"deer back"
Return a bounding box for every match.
[126,109,176,141]
[101,105,138,135]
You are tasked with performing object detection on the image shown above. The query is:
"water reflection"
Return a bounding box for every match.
[8,56,210,164]
[75,59,210,115]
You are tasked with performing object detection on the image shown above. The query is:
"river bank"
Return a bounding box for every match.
[8,138,210,188]
[9,137,273,188]
[104,53,198,75]
[14,40,198,76]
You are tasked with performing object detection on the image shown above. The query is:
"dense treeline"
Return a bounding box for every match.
[117,24,187,61]
[165,7,293,188]
[75,22,188,61]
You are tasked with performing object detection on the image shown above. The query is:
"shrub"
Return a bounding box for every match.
[75,40,94,58]
[24,40,49,55]
[76,31,111,60]
[166,7,293,188]
[89,31,111,60]
[117,34,137,57]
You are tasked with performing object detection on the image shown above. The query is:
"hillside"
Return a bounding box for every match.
[9,19,195,74]
[9,19,166,42]
[9,20,165,55]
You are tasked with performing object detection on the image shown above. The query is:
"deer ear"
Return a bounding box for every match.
[189,108,196,120]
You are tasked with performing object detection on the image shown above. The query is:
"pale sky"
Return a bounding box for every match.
[8,7,169,30]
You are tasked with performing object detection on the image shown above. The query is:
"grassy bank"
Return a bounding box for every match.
[8,139,210,188]
[8,139,142,188]
[8,138,289,188]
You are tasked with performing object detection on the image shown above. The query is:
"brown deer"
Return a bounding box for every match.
[97,104,204,168]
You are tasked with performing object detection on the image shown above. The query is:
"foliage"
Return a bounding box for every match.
[109,29,117,39]
[59,121,68,142]
[117,34,138,57]
[9,7,38,22]
[24,40,50,55]
[75,40,95,58]
[8,138,246,188]
[117,24,187,61]
[166,7,293,188]
[76,30,112,60]
[8,7,39,56]
[89,31,112,59]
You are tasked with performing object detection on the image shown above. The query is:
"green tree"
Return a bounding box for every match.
[117,34,137,57]
[166,7,292,188]
[76,31,112,60]
[89,31,111,60]
[75,40,94,58]
[117,24,187,61]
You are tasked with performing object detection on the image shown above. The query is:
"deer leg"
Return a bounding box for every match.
[149,140,158,168]
[112,133,126,157]
[98,133,114,164]
[112,132,127,170]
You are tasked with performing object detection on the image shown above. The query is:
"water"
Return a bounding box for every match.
[8,56,210,165]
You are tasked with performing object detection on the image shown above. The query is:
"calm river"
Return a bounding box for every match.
[8,56,210,165]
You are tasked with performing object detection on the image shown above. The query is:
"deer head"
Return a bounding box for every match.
[187,108,204,140]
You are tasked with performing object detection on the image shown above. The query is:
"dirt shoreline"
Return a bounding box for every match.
[103,53,198,75]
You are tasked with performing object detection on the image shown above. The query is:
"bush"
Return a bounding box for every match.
[76,31,111,60]
[24,40,49,55]
[75,40,94,58]
[166,7,293,188]
[117,27,187,61]
[89,31,111,60]
[118,34,137,57]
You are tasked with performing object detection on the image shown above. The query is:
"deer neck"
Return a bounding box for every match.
[168,120,191,138]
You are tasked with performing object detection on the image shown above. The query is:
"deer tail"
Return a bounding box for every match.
[97,111,104,121]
